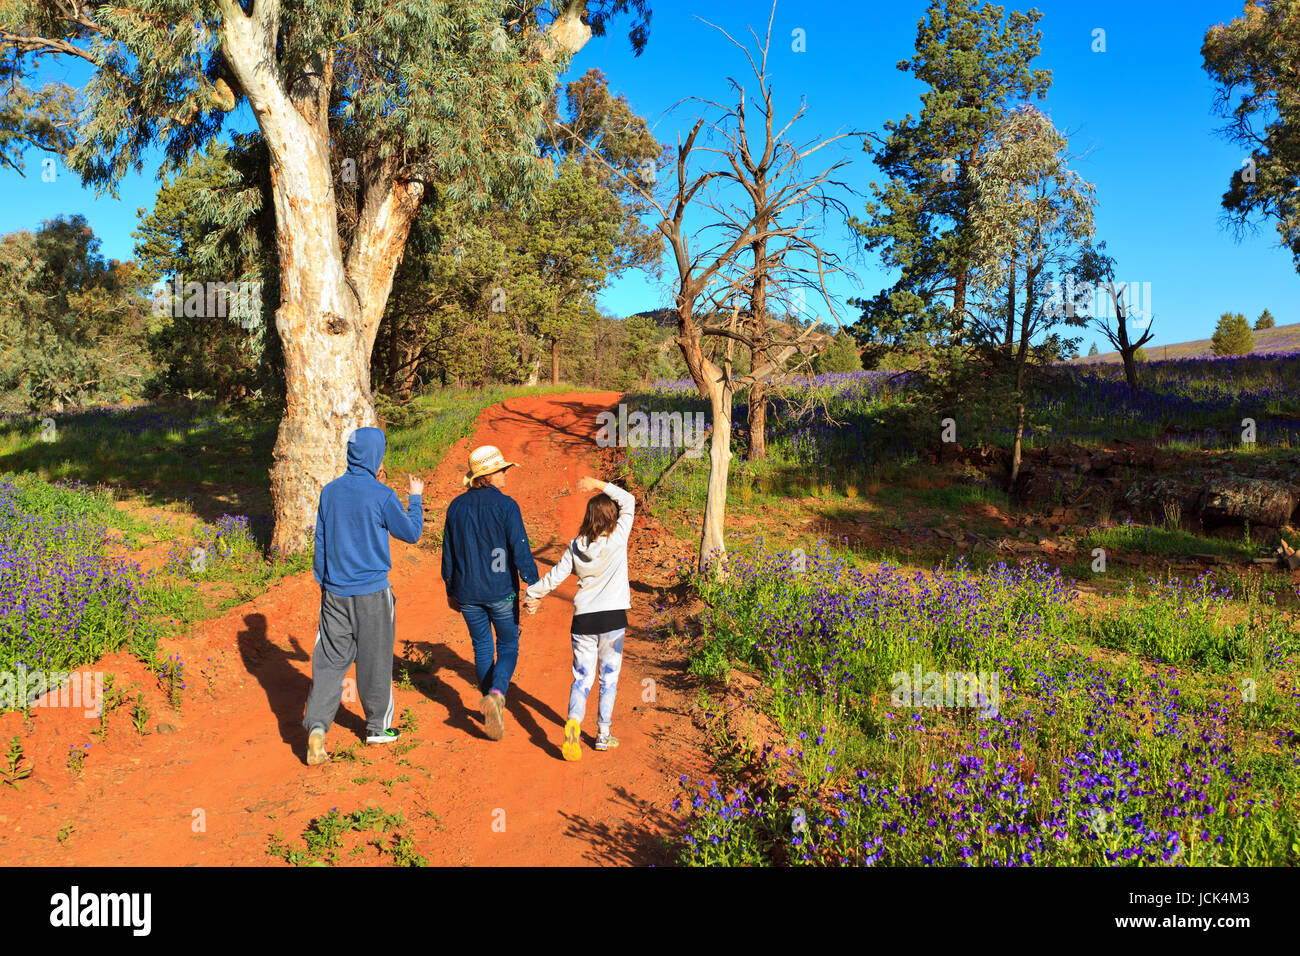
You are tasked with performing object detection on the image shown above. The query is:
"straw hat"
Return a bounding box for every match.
[464,444,518,486]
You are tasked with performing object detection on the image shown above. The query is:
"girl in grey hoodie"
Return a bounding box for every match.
[524,476,634,760]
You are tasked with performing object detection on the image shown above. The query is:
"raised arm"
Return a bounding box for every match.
[382,478,424,544]
[577,476,635,550]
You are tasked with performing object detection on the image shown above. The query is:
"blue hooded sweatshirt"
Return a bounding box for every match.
[313,427,423,597]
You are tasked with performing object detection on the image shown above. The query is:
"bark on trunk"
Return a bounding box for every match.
[1121,349,1139,388]
[215,0,589,552]
[1010,401,1024,486]
[748,379,768,460]
[1003,258,1016,350]
[551,337,561,385]
[952,265,968,344]
[700,384,733,576]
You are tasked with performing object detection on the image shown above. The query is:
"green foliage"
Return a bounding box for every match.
[1088,576,1296,670]
[0,216,154,412]
[1211,312,1254,356]
[1256,309,1276,330]
[267,807,426,867]
[1204,2,1300,272]
[2,736,31,788]
[1087,341,1099,356]
[372,69,663,394]
[852,0,1051,367]
[674,547,1300,866]
[0,473,159,686]
[66,744,87,777]
[1133,346,1149,362]
[812,331,863,374]
[0,55,75,176]
[131,694,151,736]
[133,137,281,402]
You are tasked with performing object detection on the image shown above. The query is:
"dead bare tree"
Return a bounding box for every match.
[557,2,854,575]
[1076,242,1153,389]
[693,10,854,462]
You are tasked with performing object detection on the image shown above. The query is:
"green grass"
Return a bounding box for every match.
[266,807,426,867]
[1077,522,1261,564]
[382,384,572,475]
[0,401,276,496]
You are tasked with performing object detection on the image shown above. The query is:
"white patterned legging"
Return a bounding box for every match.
[568,629,625,729]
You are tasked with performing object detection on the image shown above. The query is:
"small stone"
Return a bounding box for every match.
[157,722,179,735]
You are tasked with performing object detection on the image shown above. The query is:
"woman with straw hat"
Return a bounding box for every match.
[440,444,540,740]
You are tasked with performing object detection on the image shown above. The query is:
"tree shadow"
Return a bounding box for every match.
[236,612,366,764]
[558,786,678,866]
[491,397,617,456]
[0,401,278,534]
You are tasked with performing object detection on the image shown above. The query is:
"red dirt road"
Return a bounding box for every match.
[0,393,707,866]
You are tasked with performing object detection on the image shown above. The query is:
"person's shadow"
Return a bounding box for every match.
[416,640,567,759]
[236,612,367,764]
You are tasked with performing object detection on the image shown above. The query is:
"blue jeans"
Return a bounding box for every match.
[460,595,520,697]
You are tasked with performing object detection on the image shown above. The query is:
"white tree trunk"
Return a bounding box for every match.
[699,383,733,576]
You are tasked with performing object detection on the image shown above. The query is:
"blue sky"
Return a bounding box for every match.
[3,0,1291,348]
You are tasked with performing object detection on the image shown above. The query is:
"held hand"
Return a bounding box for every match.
[408,474,425,496]
[523,596,540,615]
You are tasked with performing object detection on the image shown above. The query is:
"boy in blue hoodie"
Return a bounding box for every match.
[304,426,424,766]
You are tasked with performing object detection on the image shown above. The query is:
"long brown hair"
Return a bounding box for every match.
[577,493,619,545]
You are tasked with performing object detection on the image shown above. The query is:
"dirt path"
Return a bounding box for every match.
[0,392,708,866]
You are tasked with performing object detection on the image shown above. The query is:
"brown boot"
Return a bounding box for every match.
[482,692,506,740]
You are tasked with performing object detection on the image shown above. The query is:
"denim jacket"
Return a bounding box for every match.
[441,485,539,604]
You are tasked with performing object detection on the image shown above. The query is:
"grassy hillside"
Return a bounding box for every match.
[1076,321,1300,363]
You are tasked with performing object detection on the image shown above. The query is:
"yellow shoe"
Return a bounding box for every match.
[562,719,582,762]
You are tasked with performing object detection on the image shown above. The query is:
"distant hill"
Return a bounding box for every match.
[1074,321,1300,363]
[629,307,678,329]
[628,307,833,343]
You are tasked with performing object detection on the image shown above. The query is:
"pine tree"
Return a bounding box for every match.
[853,0,1051,374]
[1211,312,1254,355]
[1255,308,1275,330]
[1087,342,1099,356]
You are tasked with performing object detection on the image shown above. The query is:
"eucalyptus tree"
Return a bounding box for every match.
[967,105,1095,484]
[1,0,649,551]
[1204,1,1300,271]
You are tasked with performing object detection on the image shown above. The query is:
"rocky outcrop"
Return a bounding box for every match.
[1121,478,1202,519]
[1199,477,1297,529]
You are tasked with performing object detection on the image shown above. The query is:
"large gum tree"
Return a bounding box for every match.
[1,0,648,551]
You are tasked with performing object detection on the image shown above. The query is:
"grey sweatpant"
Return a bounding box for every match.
[303,586,396,736]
